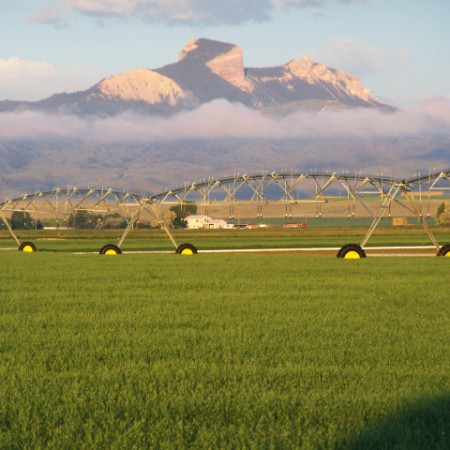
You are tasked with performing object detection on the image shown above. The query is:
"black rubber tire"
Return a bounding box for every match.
[18,241,37,252]
[99,244,122,255]
[437,243,450,257]
[175,243,198,255]
[337,243,366,259]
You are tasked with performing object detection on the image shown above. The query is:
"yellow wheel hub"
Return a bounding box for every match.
[444,251,450,257]
[344,250,360,259]
[105,249,118,255]
[22,245,34,253]
[181,248,194,255]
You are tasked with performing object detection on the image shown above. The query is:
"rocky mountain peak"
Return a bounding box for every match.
[179,39,199,60]
[177,38,251,91]
[285,58,373,102]
[286,57,336,82]
[178,38,236,62]
[94,68,189,106]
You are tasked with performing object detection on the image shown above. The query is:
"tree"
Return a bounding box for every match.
[68,211,99,229]
[172,215,188,229]
[437,203,450,226]
[170,202,197,228]
[68,211,127,229]
[100,213,127,229]
[10,211,34,229]
[150,211,176,229]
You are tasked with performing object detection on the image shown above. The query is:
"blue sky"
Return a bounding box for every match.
[1,0,449,104]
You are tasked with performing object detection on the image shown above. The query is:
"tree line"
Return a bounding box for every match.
[2,203,198,230]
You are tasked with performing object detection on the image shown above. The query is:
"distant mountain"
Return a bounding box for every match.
[2,135,449,198]
[0,38,410,197]
[0,38,390,116]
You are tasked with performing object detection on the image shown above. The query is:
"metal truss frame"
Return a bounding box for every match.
[1,169,449,253]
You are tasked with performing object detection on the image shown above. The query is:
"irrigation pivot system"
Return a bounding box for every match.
[1,169,450,257]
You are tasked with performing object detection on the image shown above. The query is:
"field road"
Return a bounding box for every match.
[0,245,440,256]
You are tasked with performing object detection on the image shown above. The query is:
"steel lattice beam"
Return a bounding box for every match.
[1,168,449,251]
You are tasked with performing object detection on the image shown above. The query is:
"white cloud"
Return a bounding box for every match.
[29,3,73,27]
[1,96,449,142]
[0,57,56,78]
[0,57,103,101]
[0,57,62,101]
[31,0,367,26]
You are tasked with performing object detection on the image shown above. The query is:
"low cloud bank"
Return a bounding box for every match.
[1,97,449,143]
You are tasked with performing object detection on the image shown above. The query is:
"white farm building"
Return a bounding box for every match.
[186,215,228,230]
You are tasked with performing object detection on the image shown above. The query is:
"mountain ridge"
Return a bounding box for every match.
[0,38,391,116]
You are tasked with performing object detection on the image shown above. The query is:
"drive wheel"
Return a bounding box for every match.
[176,243,198,255]
[99,244,122,255]
[437,243,450,257]
[18,241,37,252]
[337,244,366,259]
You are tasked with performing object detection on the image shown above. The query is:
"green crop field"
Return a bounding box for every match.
[1,252,449,449]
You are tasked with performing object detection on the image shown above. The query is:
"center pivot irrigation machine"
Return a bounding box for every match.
[1,169,450,258]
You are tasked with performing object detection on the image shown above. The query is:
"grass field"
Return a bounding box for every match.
[1,251,449,449]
